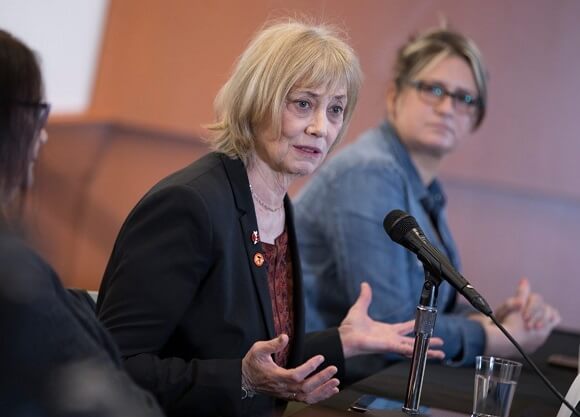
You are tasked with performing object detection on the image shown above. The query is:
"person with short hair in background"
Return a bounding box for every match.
[295,26,561,383]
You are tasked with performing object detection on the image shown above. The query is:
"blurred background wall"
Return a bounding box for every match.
[4,0,580,330]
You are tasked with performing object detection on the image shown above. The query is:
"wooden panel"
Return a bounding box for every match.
[25,122,111,282]
[28,121,209,289]
[70,128,208,289]
[27,0,580,329]
[89,0,580,197]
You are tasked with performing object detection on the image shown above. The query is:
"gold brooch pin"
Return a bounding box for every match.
[253,252,265,267]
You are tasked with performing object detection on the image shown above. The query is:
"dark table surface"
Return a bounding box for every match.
[293,329,579,417]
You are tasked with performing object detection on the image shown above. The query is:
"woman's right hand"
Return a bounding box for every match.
[241,334,340,404]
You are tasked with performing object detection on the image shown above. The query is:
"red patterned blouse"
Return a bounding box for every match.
[261,229,294,367]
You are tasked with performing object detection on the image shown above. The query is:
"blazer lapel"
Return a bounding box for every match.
[285,198,306,366]
[220,154,275,340]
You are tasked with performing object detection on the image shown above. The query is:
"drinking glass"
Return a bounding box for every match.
[472,356,522,417]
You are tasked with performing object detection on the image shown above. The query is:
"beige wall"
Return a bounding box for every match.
[34,0,580,330]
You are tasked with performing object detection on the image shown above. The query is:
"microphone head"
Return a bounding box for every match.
[383,209,420,244]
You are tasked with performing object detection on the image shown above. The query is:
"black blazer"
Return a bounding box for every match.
[97,153,344,417]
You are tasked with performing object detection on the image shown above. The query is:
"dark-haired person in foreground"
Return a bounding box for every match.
[295,26,561,382]
[0,29,163,417]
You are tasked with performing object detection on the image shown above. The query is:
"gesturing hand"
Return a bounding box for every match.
[495,278,560,330]
[241,334,340,404]
[338,282,445,360]
[491,278,560,355]
[517,278,560,331]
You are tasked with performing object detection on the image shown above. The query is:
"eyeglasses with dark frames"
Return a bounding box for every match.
[407,80,481,116]
[15,101,51,130]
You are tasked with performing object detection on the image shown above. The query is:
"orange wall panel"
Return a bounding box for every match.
[30,0,580,329]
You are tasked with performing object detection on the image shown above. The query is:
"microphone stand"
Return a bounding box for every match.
[402,269,441,415]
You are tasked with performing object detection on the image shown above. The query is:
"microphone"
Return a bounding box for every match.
[383,209,492,316]
[385,209,580,417]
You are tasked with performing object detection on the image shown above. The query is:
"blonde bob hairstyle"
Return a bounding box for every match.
[393,27,488,130]
[207,20,363,163]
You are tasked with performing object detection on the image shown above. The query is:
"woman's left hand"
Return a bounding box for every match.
[338,282,445,359]
[494,278,561,331]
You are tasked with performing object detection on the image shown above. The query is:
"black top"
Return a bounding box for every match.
[97,152,344,417]
[0,230,163,417]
